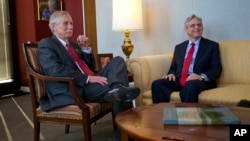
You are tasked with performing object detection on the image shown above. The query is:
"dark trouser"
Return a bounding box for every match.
[83,56,131,112]
[82,56,133,140]
[151,78,209,103]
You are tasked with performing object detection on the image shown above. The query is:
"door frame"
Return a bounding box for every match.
[83,0,98,70]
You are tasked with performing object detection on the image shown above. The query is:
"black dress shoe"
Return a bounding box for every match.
[104,85,140,103]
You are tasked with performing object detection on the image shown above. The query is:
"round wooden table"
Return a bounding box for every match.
[115,103,250,141]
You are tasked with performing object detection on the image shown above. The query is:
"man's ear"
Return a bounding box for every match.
[184,28,188,34]
[51,24,56,32]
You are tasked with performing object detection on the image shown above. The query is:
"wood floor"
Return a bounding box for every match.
[0,93,115,141]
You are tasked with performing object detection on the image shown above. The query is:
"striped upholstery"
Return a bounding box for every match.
[26,46,45,100]
[37,103,112,119]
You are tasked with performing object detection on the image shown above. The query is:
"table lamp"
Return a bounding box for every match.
[112,0,143,60]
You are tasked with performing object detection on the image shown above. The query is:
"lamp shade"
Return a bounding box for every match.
[112,0,143,31]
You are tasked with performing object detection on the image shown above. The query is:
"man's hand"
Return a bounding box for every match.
[88,76,108,86]
[77,35,89,50]
[187,73,203,81]
[162,74,176,81]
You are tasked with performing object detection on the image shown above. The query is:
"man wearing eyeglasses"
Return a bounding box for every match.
[152,14,222,103]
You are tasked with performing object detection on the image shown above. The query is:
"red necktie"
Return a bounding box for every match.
[66,44,94,76]
[180,42,195,86]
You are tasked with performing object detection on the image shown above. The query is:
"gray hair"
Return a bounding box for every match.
[48,11,70,32]
[184,14,202,28]
[48,0,60,10]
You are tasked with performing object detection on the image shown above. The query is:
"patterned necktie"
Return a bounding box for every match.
[66,44,94,76]
[180,42,195,86]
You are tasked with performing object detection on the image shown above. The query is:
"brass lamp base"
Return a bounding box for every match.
[122,30,134,60]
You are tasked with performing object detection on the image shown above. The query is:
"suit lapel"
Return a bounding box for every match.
[194,37,206,64]
[51,36,76,65]
[180,41,189,65]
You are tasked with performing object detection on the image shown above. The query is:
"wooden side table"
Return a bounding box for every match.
[115,103,250,141]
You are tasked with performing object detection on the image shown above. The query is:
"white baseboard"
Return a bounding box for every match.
[21,86,30,93]
[129,82,134,86]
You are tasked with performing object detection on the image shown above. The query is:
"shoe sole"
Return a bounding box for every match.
[104,87,140,103]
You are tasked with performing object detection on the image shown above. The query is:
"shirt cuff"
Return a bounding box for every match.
[86,76,89,84]
[82,47,92,54]
[201,73,208,81]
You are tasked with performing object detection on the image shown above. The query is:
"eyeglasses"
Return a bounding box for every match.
[187,23,203,28]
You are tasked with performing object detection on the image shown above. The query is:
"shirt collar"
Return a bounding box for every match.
[56,36,68,47]
[188,37,201,46]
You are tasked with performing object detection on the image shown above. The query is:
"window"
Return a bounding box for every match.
[0,0,19,95]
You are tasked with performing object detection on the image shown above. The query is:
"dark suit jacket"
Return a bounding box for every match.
[168,37,222,84]
[37,36,95,111]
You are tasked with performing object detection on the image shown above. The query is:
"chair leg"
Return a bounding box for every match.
[111,109,118,131]
[34,121,40,141]
[65,124,70,133]
[83,122,92,141]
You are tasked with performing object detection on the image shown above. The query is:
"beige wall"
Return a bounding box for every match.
[96,0,250,59]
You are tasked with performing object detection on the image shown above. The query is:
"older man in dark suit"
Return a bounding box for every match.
[37,11,140,116]
[152,14,222,103]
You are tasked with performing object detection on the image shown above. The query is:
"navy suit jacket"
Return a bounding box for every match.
[168,37,222,83]
[37,36,95,111]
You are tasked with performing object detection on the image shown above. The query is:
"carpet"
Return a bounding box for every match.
[0,93,115,141]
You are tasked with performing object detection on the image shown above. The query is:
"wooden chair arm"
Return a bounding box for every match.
[27,67,89,110]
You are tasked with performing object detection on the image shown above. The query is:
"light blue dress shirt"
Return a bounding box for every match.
[183,38,208,81]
